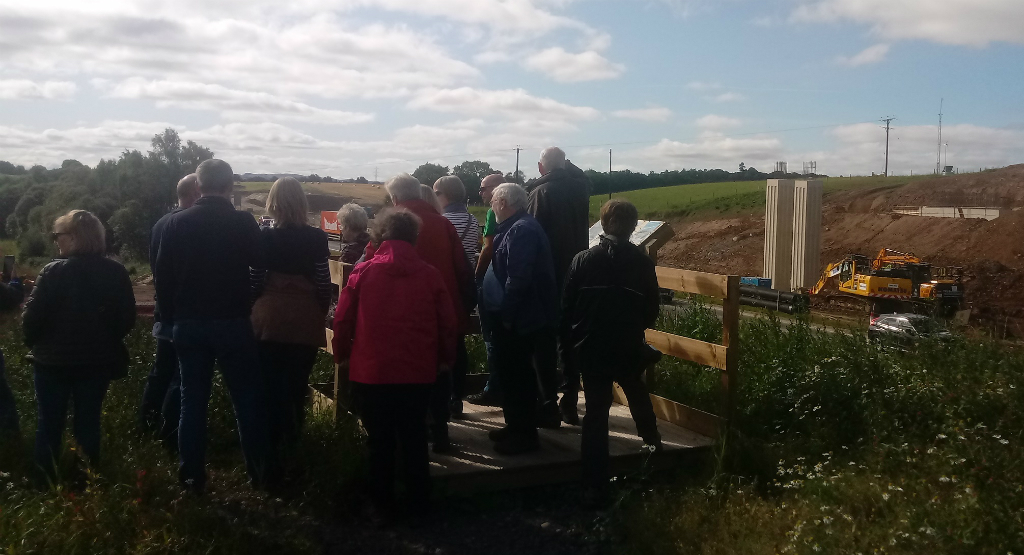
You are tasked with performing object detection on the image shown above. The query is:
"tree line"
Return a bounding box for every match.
[411,161,781,204]
[0,128,213,263]
[0,127,799,264]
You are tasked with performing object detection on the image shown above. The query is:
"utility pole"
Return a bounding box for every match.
[881,116,896,177]
[935,98,943,175]
[514,145,521,184]
[608,149,612,200]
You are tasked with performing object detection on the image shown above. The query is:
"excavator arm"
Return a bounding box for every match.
[812,261,844,295]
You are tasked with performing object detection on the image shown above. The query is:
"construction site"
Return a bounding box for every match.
[654,164,1024,337]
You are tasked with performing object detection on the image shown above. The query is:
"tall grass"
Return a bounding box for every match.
[0,321,366,554]
[622,301,1024,554]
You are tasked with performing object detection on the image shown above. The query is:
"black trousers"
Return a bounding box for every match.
[139,338,180,446]
[258,341,319,457]
[353,383,432,514]
[494,326,541,438]
[429,336,469,431]
[580,368,660,488]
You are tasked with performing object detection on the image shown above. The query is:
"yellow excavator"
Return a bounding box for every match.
[812,249,963,315]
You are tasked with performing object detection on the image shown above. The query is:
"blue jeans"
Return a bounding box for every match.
[479,310,500,394]
[0,350,19,434]
[139,338,180,447]
[33,366,110,483]
[174,319,270,490]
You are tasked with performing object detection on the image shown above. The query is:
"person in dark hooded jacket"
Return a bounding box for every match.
[526,147,591,426]
[561,199,662,501]
[0,269,25,436]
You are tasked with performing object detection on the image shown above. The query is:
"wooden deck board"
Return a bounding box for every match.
[428,394,713,492]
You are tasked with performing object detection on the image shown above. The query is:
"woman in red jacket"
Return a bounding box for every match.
[332,208,458,523]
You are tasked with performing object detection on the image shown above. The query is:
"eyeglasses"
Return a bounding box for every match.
[50,232,69,242]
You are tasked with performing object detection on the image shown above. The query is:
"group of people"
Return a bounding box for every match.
[332,147,663,515]
[0,147,664,519]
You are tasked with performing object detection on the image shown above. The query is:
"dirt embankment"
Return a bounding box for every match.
[657,165,1024,335]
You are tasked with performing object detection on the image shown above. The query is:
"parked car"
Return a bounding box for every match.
[868,313,951,346]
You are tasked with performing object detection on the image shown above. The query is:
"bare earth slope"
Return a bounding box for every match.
[658,165,1024,334]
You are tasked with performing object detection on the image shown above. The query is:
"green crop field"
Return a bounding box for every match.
[590,173,940,221]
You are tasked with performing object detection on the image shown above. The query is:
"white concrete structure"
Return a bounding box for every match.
[892,206,1002,220]
[791,180,823,290]
[763,179,795,291]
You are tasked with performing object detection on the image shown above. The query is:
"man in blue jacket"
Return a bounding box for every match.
[154,159,271,492]
[486,183,558,455]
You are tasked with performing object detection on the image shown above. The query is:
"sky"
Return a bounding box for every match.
[1,0,1022,180]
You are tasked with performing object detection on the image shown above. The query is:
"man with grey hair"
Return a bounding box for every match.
[154,159,272,492]
[486,183,557,454]
[526,147,592,426]
[138,172,200,448]
[382,173,474,451]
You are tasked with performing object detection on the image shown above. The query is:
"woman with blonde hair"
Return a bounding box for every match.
[250,177,331,462]
[23,209,136,484]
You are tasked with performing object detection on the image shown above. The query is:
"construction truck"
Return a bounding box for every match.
[811,249,963,316]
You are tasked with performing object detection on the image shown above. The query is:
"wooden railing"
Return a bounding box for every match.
[317,259,740,439]
[611,267,740,438]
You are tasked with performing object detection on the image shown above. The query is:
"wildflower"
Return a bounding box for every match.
[882,493,890,501]
[936,434,947,439]
[939,476,951,483]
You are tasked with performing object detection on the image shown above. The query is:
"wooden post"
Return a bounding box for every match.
[721,275,740,427]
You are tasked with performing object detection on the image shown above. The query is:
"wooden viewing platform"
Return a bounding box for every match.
[314,256,740,493]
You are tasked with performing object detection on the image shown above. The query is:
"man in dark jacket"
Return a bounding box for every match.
[526,147,591,426]
[0,272,25,436]
[154,159,271,492]
[487,183,558,455]
[138,173,199,448]
[561,199,661,501]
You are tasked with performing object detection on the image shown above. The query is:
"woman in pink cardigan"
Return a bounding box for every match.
[332,208,457,524]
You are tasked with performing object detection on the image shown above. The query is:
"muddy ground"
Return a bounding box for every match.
[657,165,1024,336]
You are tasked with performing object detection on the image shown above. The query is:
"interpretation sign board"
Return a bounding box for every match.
[321,211,341,236]
[588,220,669,248]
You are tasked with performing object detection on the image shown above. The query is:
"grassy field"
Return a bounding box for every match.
[2,302,1021,553]
[238,182,389,206]
[467,173,942,226]
[590,173,939,221]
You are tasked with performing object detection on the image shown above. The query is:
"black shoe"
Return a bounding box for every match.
[449,399,465,420]
[432,427,453,454]
[559,395,580,426]
[494,434,540,455]
[537,403,562,429]
[581,486,611,510]
[465,390,502,407]
[488,426,513,442]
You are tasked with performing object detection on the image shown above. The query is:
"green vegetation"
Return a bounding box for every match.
[3,302,1020,553]
[0,322,364,554]
[627,298,1024,554]
[0,129,213,268]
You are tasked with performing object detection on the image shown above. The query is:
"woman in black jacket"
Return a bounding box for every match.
[23,210,136,483]
[250,178,331,464]
[560,199,662,503]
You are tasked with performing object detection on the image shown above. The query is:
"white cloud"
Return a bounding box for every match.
[0,9,479,100]
[612,106,673,122]
[837,43,890,66]
[815,122,1024,175]
[407,87,601,122]
[523,47,625,82]
[711,92,746,103]
[96,79,374,125]
[696,114,742,130]
[686,81,721,91]
[0,79,76,100]
[637,135,784,170]
[792,0,1024,47]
